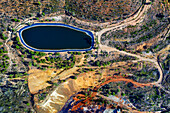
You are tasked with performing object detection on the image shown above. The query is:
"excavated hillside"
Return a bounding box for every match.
[35,71,105,113]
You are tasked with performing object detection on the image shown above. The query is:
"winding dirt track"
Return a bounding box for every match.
[96,0,151,43]
[8,0,166,112]
[70,0,165,111]
[97,0,163,85]
[98,45,163,85]
[33,0,166,112]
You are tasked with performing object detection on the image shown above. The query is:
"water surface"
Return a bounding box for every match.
[19,23,94,52]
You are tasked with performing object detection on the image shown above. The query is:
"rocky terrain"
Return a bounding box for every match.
[101,0,169,54]
[65,0,142,22]
[0,0,169,113]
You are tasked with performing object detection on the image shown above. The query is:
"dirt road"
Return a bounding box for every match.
[96,0,151,44]
[98,45,163,85]
[96,0,163,85]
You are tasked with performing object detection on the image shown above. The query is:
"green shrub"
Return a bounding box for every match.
[26,103,30,106]
[2,36,8,40]
[42,12,45,16]
[38,1,41,5]
[13,18,17,22]
[73,76,77,79]
[16,37,19,41]
[0,42,3,45]
[16,45,20,49]
[9,74,14,78]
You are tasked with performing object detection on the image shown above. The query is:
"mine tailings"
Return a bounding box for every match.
[35,73,154,113]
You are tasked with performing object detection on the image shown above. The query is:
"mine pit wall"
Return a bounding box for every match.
[36,71,104,113]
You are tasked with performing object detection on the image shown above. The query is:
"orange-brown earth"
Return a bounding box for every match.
[33,69,155,113]
[28,69,63,94]
[71,75,154,111]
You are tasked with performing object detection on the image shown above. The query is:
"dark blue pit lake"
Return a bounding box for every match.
[19,23,94,52]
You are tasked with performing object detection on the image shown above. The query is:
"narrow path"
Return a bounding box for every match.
[4,31,13,71]
[5,31,27,72]
[12,0,167,112]
[96,93,136,110]
[35,0,165,112]
[98,45,163,85]
[14,16,35,30]
[96,0,151,44]
[96,0,163,85]
[155,84,170,94]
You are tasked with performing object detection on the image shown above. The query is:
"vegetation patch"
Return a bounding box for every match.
[65,0,142,22]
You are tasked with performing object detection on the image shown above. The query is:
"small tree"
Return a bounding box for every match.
[13,18,17,22]
[42,12,45,16]
[38,1,41,5]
